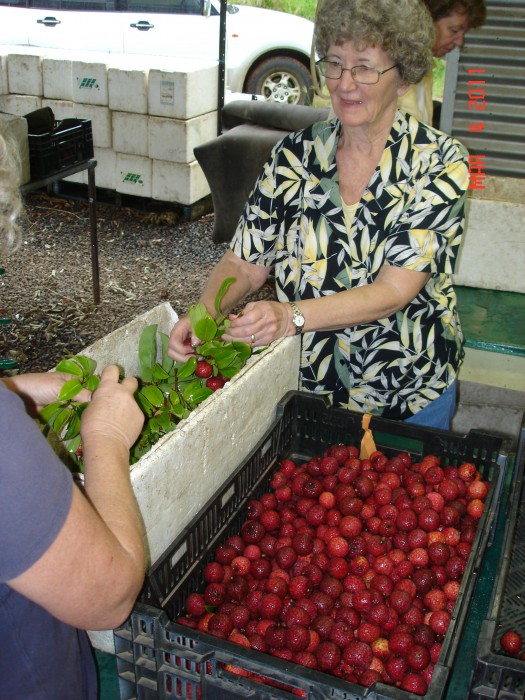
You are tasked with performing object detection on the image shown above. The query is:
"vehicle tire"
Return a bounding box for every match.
[245,56,314,106]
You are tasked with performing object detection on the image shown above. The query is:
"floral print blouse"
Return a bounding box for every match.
[231,111,469,420]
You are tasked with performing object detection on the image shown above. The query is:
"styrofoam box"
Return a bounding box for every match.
[0,93,42,116]
[43,99,112,149]
[7,50,43,96]
[112,112,148,157]
[116,153,152,197]
[43,55,74,101]
[147,58,218,120]
[72,56,109,106]
[152,158,210,205]
[79,302,300,652]
[148,111,217,164]
[108,65,148,115]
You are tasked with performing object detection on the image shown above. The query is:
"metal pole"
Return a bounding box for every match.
[217,0,227,135]
[87,160,100,305]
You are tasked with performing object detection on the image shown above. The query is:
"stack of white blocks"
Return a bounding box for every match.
[0,46,219,205]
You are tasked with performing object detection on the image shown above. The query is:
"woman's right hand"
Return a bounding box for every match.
[167,315,199,362]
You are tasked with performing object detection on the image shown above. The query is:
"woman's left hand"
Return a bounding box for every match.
[1,372,92,416]
[222,300,293,347]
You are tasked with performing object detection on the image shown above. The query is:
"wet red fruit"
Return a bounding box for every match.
[195,360,213,378]
[501,630,523,654]
[205,377,224,391]
[185,592,206,616]
[315,641,341,671]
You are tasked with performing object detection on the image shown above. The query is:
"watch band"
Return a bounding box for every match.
[289,301,305,335]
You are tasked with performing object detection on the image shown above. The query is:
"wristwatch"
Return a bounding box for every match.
[289,301,305,335]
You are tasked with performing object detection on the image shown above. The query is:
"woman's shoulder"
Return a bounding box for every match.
[277,115,338,148]
[395,111,469,162]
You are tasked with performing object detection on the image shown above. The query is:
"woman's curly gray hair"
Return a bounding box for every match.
[0,134,22,256]
[315,0,435,85]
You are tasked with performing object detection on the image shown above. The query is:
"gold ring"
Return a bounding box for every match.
[251,334,255,344]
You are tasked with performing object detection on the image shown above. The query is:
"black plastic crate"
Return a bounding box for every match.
[467,421,525,700]
[114,390,509,700]
[27,118,94,179]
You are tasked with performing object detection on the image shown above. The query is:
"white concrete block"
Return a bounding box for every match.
[43,100,112,149]
[116,153,152,198]
[91,147,116,190]
[148,111,217,164]
[108,66,148,115]
[81,302,300,652]
[7,53,43,96]
[0,94,42,115]
[43,57,74,101]
[148,60,218,119]
[72,59,109,106]
[42,99,75,120]
[112,112,148,156]
[152,159,210,205]
[454,198,525,293]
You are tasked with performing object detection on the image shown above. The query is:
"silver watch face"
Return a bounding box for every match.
[294,313,305,328]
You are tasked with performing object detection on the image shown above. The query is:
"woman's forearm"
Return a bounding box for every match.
[296,267,430,333]
[199,251,269,316]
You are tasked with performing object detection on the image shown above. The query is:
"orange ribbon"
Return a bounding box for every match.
[359,413,377,460]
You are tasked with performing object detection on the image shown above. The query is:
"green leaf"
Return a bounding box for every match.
[194,316,217,342]
[63,411,81,441]
[160,332,174,373]
[53,408,73,435]
[55,358,85,377]
[166,388,182,408]
[152,363,170,381]
[58,378,84,402]
[196,340,216,356]
[65,434,81,456]
[215,278,235,316]
[183,383,212,407]
[74,355,97,377]
[139,385,165,409]
[232,341,253,362]
[213,348,238,368]
[135,391,156,416]
[157,411,174,433]
[219,366,241,379]
[176,356,197,379]
[139,324,158,383]
[189,302,217,342]
[86,374,100,392]
[39,401,64,425]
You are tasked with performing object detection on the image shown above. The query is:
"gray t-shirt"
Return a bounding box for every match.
[0,381,97,699]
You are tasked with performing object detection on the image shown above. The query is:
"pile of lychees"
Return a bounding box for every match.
[177,445,489,696]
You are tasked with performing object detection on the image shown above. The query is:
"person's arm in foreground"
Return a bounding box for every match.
[5,365,146,631]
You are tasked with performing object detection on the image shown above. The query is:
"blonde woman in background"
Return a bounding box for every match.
[398,0,487,125]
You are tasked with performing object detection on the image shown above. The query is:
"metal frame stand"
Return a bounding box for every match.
[20,159,100,304]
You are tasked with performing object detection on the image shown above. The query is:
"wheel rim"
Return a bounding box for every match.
[260,70,302,104]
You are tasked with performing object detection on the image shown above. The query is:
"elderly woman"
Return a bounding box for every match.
[399,0,487,124]
[168,0,469,430]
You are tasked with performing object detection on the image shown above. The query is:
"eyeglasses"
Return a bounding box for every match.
[316,59,398,84]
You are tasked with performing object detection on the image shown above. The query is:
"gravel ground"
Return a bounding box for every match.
[1,190,276,374]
